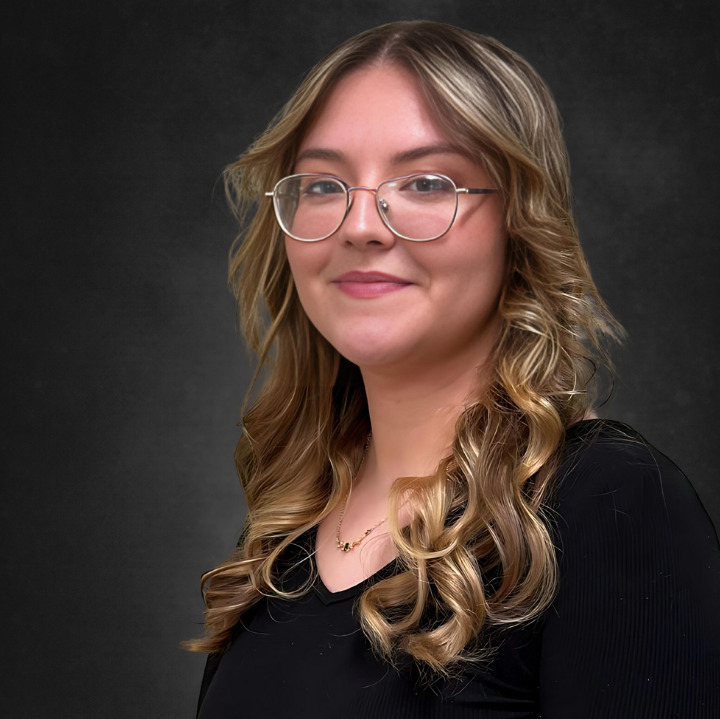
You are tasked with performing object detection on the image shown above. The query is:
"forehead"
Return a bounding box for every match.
[297,63,456,163]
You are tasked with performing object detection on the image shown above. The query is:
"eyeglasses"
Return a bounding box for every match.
[265,173,497,242]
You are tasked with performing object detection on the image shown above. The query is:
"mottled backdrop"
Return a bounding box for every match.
[3,1,719,717]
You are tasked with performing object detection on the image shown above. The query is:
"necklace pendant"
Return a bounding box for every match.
[341,542,351,552]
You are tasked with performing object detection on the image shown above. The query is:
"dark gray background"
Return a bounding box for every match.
[3,1,719,716]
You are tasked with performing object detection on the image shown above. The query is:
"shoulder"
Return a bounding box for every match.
[548,419,720,591]
[546,418,720,639]
[550,419,715,543]
[557,418,681,497]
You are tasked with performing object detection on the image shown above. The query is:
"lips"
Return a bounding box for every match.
[332,270,412,298]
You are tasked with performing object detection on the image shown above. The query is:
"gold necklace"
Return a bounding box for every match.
[335,502,388,552]
[335,434,387,552]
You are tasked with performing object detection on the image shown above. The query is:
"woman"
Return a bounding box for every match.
[188,21,720,717]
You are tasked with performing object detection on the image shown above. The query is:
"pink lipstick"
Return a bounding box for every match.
[332,271,411,298]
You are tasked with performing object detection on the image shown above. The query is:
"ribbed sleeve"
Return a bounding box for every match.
[539,423,720,718]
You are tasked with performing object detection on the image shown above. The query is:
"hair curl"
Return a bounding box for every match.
[185,20,621,672]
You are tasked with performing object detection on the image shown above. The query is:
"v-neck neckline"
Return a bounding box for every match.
[313,554,400,605]
[305,526,400,605]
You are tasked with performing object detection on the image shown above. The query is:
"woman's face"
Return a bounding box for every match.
[285,63,507,377]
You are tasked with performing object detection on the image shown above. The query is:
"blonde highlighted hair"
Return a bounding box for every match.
[186,20,620,671]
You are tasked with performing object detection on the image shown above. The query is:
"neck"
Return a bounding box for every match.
[358,356,491,491]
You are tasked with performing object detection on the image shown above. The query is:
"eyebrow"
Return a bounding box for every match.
[392,143,467,163]
[294,143,467,166]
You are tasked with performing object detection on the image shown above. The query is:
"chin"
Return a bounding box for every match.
[335,344,404,370]
[320,322,412,369]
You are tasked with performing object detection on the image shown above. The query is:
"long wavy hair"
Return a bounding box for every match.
[186,20,621,672]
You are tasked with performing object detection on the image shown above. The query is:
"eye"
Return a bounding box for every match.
[302,178,345,196]
[401,174,454,194]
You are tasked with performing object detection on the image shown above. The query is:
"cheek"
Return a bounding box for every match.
[285,239,325,317]
[444,227,507,287]
[441,233,508,325]
[285,238,310,285]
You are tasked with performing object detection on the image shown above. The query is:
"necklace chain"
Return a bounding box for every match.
[335,434,386,552]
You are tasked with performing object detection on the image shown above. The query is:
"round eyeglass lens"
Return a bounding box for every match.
[274,175,348,241]
[377,174,458,241]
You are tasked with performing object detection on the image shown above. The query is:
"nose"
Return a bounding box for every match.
[339,186,396,248]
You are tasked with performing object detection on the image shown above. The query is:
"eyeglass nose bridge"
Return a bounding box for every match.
[343,184,391,228]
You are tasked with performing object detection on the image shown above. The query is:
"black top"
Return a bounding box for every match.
[197,421,720,718]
